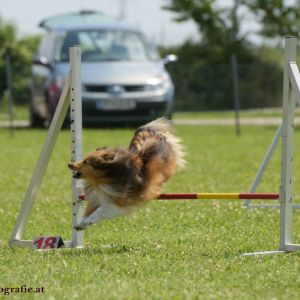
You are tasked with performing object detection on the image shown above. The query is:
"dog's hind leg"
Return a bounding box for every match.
[74,203,127,230]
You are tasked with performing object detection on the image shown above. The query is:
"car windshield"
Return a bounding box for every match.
[54,29,159,62]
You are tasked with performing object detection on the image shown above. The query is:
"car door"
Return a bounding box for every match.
[31,32,56,118]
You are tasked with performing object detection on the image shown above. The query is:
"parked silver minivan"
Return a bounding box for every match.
[29,11,176,126]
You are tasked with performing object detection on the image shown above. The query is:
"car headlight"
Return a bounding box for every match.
[145,75,169,91]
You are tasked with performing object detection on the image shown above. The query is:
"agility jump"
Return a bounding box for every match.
[157,193,279,200]
[9,36,300,255]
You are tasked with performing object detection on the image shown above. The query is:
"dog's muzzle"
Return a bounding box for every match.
[72,171,82,179]
[68,163,81,179]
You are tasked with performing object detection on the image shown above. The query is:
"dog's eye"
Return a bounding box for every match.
[83,160,89,164]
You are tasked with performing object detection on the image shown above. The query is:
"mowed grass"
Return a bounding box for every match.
[3,104,300,122]
[1,124,300,299]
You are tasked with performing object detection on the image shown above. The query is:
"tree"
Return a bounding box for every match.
[164,1,245,49]
[164,0,300,45]
[161,1,290,110]
[0,16,17,54]
[246,0,300,39]
[0,16,40,104]
[0,17,17,99]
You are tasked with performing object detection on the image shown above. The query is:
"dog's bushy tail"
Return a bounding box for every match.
[143,117,173,134]
[128,118,185,199]
[129,117,185,170]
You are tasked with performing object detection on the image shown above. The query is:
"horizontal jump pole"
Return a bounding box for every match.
[157,193,279,200]
[78,193,279,201]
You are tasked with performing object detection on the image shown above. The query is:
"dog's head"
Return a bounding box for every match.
[68,147,130,185]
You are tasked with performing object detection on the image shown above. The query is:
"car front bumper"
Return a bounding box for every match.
[81,99,170,123]
[80,90,173,124]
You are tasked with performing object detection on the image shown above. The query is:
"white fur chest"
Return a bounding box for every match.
[84,185,111,206]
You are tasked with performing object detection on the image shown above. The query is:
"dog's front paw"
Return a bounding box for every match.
[74,220,88,231]
[74,224,85,231]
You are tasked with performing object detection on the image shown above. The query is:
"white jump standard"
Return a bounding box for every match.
[9,46,85,249]
[244,36,300,255]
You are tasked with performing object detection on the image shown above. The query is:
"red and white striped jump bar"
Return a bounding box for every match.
[157,193,279,200]
[79,193,279,201]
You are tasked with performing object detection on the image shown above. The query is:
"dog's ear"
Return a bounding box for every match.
[89,153,131,178]
[94,147,115,162]
[88,153,116,170]
[102,152,115,162]
[96,146,108,151]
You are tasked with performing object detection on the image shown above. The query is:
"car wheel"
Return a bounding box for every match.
[30,110,45,128]
[29,96,44,128]
[45,97,56,128]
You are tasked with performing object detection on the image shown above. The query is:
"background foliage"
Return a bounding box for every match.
[162,42,283,110]
[1,1,300,110]
[162,0,300,110]
[0,17,40,105]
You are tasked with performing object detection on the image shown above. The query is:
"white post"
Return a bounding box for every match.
[69,46,84,248]
[279,36,296,251]
[9,77,70,245]
[243,125,282,208]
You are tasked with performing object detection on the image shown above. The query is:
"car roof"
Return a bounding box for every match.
[49,22,142,33]
[39,10,142,33]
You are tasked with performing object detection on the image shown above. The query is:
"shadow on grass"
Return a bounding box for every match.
[58,243,135,257]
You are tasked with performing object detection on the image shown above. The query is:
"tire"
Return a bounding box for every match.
[29,96,44,128]
[45,94,57,128]
[30,110,44,128]
[46,97,70,129]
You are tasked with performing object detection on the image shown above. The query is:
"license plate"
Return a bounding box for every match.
[96,99,136,111]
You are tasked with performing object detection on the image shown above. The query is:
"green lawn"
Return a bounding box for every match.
[174,107,300,119]
[2,104,300,122]
[1,125,300,299]
[0,104,29,121]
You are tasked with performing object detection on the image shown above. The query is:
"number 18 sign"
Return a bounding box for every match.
[32,236,65,250]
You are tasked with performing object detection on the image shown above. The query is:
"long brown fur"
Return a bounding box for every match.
[68,117,185,216]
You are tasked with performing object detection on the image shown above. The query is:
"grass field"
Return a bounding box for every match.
[0,103,29,121]
[3,104,300,123]
[1,124,300,299]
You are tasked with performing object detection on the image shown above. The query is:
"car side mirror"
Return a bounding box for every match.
[32,56,52,69]
[163,54,178,65]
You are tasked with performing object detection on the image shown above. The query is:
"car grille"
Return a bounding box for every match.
[82,100,167,117]
[85,84,146,93]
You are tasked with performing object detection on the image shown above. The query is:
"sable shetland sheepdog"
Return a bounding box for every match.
[68,118,185,230]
